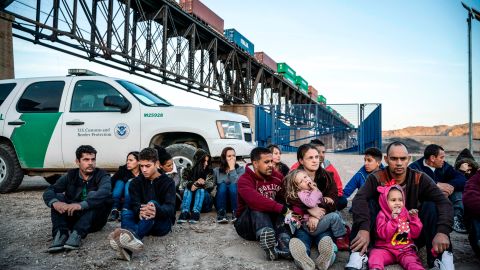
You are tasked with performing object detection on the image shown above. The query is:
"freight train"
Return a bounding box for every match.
[178,0,352,127]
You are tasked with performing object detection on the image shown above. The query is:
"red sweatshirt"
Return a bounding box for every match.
[463,170,480,220]
[236,164,285,217]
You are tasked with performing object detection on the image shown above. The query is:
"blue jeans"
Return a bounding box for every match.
[302,212,346,238]
[449,191,463,218]
[216,182,238,212]
[234,208,288,241]
[112,181,125,210]
[121,207,172,239]
[294,227,332,256]
[181,189,212,213]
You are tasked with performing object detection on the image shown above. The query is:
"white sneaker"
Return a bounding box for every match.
[433,251,454,270]
[289,238,315,270]
[316,236,336,270]
[345,251,368,270]
[118,229,144,252]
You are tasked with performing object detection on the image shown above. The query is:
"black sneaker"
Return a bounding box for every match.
[258,227,278,261]
[108,209,120,222]
[177,211,190,224]
[453,216,467,234]
[64,230,81,250]
[189,212,200,224]
[276,232,292,259]
[216,209,228,224]
[48,231,68,253]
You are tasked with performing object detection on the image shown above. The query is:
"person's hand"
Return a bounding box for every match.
[307,207,325,219]
[408,209,419,216]
[227,158,236,171]
[437,183,454,197]
[191,185,198,192]
[459,163,471,174]
[52,201,67,214]
[307,181,317,191]
[432,233,450,254]
[144,202,156,219]
[307,216,319,232]
[65,203,82,216]
[197,178,205,186]
[140,204,149,219]
[391,207,401,218]
[323,197,334,205]
[351,230,370,254]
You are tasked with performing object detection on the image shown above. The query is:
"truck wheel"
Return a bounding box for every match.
[0,144,24,193]
[165,144,197,173]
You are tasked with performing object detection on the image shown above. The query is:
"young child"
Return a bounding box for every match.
[341,147,383,208]
[369,184,424,270]
[284,169,349,250]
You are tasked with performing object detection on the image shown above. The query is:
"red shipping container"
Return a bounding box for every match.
[180,0,224,34]
[308,85,318,97]
[254,52,277,72]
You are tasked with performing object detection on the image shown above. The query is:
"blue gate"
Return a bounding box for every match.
[358,104,382,153]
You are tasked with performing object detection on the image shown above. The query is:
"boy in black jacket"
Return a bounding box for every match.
[43,145,112,253]
[108,147,176,261]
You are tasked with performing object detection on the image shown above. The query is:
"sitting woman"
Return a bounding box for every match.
[177,149,215,224]
[214,147,245,223]
[268,144,290,177]
[108,151,140,221]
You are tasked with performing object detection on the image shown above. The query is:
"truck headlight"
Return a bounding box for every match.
[216,120,243,139]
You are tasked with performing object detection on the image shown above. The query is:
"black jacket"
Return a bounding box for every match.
[111,164,135,187]
[43,168,111,210]
[128,173,176,224]
[409,157,466,192]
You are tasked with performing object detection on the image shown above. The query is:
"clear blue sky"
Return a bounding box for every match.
[11,0,480,130]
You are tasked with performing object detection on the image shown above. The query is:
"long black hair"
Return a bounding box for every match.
[190,149,212,180]
[219,146,236,173]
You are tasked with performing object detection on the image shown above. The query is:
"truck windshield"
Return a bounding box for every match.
[117,80,172,107]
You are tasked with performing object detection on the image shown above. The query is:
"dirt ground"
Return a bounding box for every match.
[1,153,479,270]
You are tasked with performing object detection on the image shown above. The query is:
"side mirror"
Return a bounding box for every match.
[104,96,130,113]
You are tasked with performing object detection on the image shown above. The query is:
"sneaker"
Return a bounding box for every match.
[258,227,278,261]
[433,251,454,270]
[177,211,189,224]
[345,251,368,270]
[64,230,82,250]
[453,216,467,234]
[335,235,350,251]
[189,211,200,224]
[48,231,68,253]
[108,229,131,261]
[316,236,336,270]
[118,229,144,252]
[289,238,315,270]
[216,209,228,224]
[108,209,120,222]
[231,211,237,223]
[275,232,292,259]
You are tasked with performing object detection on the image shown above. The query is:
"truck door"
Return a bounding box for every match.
[61,78,140,170]
[4,79,68,169]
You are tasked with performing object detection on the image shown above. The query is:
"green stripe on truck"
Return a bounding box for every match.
[11,113,62,168]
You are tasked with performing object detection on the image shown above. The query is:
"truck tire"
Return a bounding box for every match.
[0,144,24,193]
[165,143,197,173]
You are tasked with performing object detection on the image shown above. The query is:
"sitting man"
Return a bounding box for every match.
[409,144,467,233]
[109,147,176,261]
[347,141,454,270]
[234,147,291,261]
[43,145,112,252]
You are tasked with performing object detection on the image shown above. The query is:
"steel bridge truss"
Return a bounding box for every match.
[1,0,314,107]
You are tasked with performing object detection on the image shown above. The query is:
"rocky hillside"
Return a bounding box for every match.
[383,123,480,138]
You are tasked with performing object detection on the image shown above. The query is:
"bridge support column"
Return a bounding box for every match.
[220,104,256,139]
[0,12,14,79]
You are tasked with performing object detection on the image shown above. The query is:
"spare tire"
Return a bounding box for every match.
[165,143,197,174]
[0,144,24,193]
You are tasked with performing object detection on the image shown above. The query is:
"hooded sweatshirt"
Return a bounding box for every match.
[343,164,385,199]
[374,185,422,249]
[236,164,287,217]
[179,149,215,192]
[455,148,479,179]
[463,170,480,220]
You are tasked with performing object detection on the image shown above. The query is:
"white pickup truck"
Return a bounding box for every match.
[0,69,255,193]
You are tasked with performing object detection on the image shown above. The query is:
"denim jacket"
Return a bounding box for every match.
[213,165,245,185]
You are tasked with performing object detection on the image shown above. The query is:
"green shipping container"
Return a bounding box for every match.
[327,105,333,112]
[277,62,296,78]
[295,76,308,91]
[317,95,327,104]
[281,72,296,86]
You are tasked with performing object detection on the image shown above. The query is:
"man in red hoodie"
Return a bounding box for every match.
[234,147,291,261]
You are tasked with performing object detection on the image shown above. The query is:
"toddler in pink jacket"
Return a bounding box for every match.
[369,184,424,270]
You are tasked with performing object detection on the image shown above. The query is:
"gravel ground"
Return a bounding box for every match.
[0,153,479,269]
